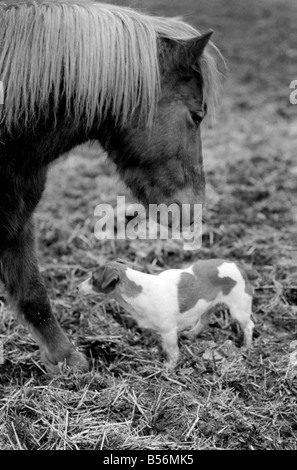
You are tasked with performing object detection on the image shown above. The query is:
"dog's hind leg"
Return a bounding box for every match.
[241,319,254,348]
[228,296,254,348]
[183,309,212,340]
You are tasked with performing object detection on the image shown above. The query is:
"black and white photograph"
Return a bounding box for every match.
[0,0,296,451]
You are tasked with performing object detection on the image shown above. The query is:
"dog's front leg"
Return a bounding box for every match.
[160,328,179,369]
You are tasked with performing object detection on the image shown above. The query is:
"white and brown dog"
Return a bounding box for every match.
[79,259,256,368]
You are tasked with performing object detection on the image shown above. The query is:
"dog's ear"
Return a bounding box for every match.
[101,266,120,293]
[91,267,106,293]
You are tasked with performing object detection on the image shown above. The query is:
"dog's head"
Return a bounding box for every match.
[79,262,124,295]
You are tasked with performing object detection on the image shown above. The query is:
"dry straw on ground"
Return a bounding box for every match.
[0,0,297,450]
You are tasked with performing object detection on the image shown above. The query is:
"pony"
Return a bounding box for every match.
[0,0,221,372]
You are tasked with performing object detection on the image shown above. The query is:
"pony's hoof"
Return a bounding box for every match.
[65,349,90,372]
[41,347,89,374]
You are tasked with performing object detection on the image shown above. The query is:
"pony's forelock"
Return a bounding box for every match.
[0,0,222,132]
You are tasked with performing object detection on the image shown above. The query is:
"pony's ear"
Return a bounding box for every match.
[190,30,213,57]
[176,30,213,67]
[101,267,120,294]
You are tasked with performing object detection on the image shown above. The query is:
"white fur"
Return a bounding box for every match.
[79,277,93,295]
[120,268,180,332]
[82,260,255,369]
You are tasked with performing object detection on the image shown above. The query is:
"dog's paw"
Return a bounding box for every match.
[181,330,196,341]
[164,358,178,371]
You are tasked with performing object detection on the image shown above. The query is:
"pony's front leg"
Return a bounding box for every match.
[0,220,89,373]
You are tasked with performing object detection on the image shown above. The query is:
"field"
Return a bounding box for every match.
[0,0,296,450]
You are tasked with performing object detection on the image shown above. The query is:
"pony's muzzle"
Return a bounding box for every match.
[173,187,205,218]
[172,198,203,231]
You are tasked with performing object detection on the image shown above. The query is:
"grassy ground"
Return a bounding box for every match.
[0,0,296,450]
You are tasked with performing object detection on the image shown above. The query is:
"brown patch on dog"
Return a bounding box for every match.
[120,267,143,298]
[178,260,237,313]
[92,262,143,297]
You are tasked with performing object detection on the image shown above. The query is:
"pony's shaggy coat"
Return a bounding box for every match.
[0,0,222,372]
[0,0,220,133]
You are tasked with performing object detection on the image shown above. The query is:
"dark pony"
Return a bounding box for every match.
[0,0,221,372]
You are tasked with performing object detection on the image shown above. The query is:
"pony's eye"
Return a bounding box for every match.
[190,111,204,126]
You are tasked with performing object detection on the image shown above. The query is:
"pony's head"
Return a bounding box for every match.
[0,1,222,227]
[110,31,217,224]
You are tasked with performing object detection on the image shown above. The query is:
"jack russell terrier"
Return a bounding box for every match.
[79,259,256,368]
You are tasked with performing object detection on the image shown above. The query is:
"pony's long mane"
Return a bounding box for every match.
[0,0,221,132]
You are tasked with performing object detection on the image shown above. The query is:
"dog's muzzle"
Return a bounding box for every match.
[78,277,93,294]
